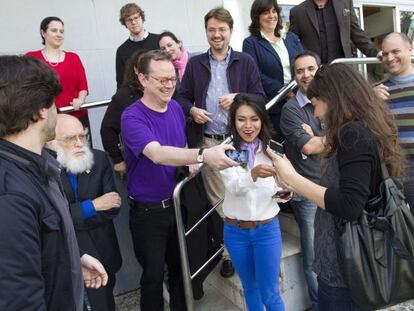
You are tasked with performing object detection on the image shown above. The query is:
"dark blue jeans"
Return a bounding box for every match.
[224,217,284,311]
[318,279,370,311]
[291,199,318,311]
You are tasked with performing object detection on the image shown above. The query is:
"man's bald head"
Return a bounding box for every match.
[381,32,414,77]
[383,32,412,49]
[55,114,84,140]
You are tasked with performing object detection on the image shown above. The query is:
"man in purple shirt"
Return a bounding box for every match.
[121,50,237,311]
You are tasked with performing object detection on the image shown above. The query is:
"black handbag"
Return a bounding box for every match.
[336,161,414,310]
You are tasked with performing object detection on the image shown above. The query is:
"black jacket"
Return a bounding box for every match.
[61,149,122,274]
[0,140,83,311]
[289,0,378,62]
[101,85,142,164]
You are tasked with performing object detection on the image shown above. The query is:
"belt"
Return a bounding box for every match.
[225,217,274,229]
[204,133,228,141]
[128,196,173,209]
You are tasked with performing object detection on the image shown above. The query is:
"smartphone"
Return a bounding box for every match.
[272,191,293,203]
[268,139,285,156]
[225,149,249,167]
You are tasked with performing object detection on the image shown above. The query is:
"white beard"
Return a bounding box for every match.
[53,143,94,174]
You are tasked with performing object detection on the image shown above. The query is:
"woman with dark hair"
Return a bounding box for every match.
[269,63,404,311]
[100,50,144,179]
[220,93,285,310]
[243,0,303,140]
[26,17,90,131]
[158,31,189,82]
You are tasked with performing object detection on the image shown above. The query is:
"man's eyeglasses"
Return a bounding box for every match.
[207,27,230,35]
[56,133,89,145]
[148,75,177,86]
[126,15,141,24]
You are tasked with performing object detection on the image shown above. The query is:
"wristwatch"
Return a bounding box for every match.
[197,148,204,163]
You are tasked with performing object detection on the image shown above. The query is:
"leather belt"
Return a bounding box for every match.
[204,133,229,141]
[225,217,274,229]
[128,196,173,209]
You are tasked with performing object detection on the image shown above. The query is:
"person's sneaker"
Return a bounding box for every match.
[220,259,235,278]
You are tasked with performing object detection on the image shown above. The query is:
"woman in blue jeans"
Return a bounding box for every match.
[220,93,284,311]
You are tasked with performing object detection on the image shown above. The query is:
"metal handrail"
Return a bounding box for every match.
[265,79,297,111]
[330,56,381,65]
[331,55,414,65]
[173,79,297,311]
[58,99,111,113]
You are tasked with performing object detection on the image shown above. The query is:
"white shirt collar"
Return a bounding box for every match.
[130,30,149,42]
[260,29,287,43]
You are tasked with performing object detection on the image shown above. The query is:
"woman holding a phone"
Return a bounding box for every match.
[220,93,284,310]
[268,64,404,310]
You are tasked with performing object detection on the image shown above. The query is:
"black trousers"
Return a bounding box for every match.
[84,273,116,311]
[129,206,186,311]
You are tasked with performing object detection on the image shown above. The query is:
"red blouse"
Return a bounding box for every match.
[26,50,89,118]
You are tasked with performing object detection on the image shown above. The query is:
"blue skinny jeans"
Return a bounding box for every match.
[224,217,284,311]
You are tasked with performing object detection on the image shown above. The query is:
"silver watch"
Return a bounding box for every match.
[197,148,204,163]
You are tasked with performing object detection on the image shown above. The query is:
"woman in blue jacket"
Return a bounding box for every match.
[243,0,303,140]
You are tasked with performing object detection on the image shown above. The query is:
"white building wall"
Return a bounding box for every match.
[1,0,223,102]
[0,0,224,148]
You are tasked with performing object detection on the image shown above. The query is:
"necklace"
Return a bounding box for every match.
[43,49,61,67]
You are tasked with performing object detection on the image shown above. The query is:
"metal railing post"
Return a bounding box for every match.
[172,177,195,311]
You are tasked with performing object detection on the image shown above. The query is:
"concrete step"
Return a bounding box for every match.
[279,211,301,238]
[206,231,311,311]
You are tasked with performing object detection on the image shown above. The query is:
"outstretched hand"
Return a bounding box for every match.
[203,144,239,170]
[267,147,298,191]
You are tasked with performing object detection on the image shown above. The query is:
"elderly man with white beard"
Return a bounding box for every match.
[49,114,123,311]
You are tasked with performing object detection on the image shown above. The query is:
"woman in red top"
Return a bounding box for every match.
[26,16,90,131]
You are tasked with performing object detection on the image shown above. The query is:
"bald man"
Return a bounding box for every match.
[375,32,414,214]
[49,114,122,311]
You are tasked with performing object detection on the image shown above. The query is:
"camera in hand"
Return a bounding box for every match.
[268,139,285,156]
[225,149,249,168]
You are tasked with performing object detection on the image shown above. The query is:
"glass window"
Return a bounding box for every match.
[401,11,414,41]
[280,5,294,30]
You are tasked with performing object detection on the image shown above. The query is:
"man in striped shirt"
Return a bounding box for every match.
[375,32,414,213]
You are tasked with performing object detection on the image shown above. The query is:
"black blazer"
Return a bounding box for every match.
[61,149,122,274]
[289,0,378,61]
